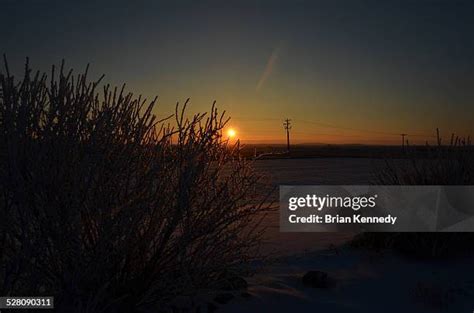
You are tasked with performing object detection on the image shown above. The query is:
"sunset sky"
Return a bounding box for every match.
[2,0,474,144]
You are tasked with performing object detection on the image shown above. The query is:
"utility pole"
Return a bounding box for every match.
[400,133,407,149]
[283,118,292,152]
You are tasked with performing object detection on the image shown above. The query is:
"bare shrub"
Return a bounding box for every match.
[378,129,473,185]
[353,130,474,258]
[0,58,270,312]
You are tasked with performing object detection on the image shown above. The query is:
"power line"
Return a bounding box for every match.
[400,133,408,149]
[292,119,397,135]
[283,118,292,151]
[231,116,437,138]
[291,131,395,138]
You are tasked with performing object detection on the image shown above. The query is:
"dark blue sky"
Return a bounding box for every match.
[2,0,473,143]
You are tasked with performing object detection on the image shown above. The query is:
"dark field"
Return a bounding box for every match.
[241,143,474,159]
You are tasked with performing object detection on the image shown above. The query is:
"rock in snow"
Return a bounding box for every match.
[302,270,331,288]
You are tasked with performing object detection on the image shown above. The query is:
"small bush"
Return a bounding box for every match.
[0,59,270,312]
[353,130,474,258]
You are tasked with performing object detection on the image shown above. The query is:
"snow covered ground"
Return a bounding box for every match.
[223,247,474,313]
[218,158,474,313]
[253,157,387,186]
[253,157,385,256]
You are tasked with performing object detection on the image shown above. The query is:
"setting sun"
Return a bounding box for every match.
[227,128,237,139]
